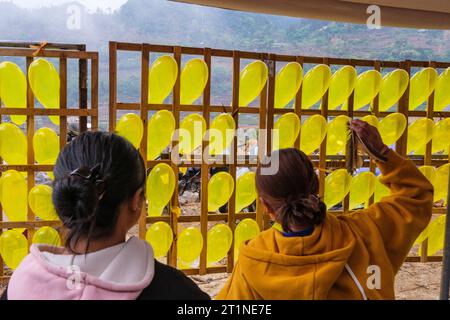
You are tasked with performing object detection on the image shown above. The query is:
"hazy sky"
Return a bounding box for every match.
[1,0,129,11]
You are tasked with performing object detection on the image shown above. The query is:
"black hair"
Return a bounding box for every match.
[52,131,146,253]
[256,148,326,232]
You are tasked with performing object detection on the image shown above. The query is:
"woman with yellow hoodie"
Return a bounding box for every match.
[217,119,433,300]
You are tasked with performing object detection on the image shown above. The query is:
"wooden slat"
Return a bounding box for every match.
[109,42,118,132]
[0,48,97,59]
[0,108,97,116]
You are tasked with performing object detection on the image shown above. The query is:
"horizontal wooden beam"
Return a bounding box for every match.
[0,108,97,116]
[0,48,98,59]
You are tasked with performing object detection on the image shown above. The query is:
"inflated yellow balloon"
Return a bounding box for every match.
[434,67,450,111]
[0,230,28,270]
[0,122,27,164]
[28,185,59,221]
[328,66,357,110]
[301,64,332,109]
[326,115,350,155]
[116,113,143,149]
[425,215,446,256]
[324,169,352,208]
[379,69,409,111]
[28,58,60,125]
[361,115,379,128]
[350,70,382,111]
[419,165,437,184]
[300,115,327,155]
[177,227,203,266]
[409,68,438,111]
[178,113,206,155]
[147,110,175,160]
[208,172,234,212]
[33,127,59,164]
[0,61,27,125]
[146,163,176,216]
[0,170,27,222]
[378,113,407,146]
[180,59,208,105]
[407,118,434,154]
[435,163,449,204]
[209,113,236,155]
[148,55,178,104]
[145,222,173,258]
[431,118,450,154]
[235,172,256,213]
[349,171,376,209]
[374,175,390,203]
[239,60,268,107]
[273,112,300,150]
[274,62,303,109]
[32,227,61,246]
[234,219,260,257]
[207,224,232,265]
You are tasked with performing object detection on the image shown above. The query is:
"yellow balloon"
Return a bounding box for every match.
[361,115,379,128]
[425,215,446,256]
[274,62,303,109]
[239,60,268,107]
[116,113,143,149]
[378,113,407,146]
[177,227,203,266]
[407,118,434,154]
[33,127,59,164]
[273,112,300,150]
[434,67,450,111]
[0,170,27,222]
[419,165,436,185]
[28,185,59,220]
[324,169,352,208]
[178,113,206,155]
[435,163,450,204]
[179,167,188,176]
[349,171,376,209]
[374,175,390,203]
[379,69,409,111]
[431,118,450,154]
[300,115,327,155]
[0,122,27,164]
[208,172,234,212]
[234,219,260,258]
[235,172,256,213]
[180,59,208,105]
[209,113,236,155]
[409,68,438,111]
[148,55,178,104]
[146,164,176,216]
[0,62,27,125]
[301,64,331,109]
[0,230,28,270]
[145,222,173,258]
[207,224,232,265]
[28,58,60,125]
[147,110,175,160]
[326,115,350,155]
[32,227,61,246]
[350,70,382,111]
[328,66,357,110]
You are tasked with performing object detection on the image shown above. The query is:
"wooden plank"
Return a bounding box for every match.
[318,58,330,201]
[109,42,118,132]
[0,48,97,59]
[79,56,88,132]
[91,58,99,130]
[0,108,97,116]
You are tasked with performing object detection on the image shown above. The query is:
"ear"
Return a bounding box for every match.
[130,188,144,213]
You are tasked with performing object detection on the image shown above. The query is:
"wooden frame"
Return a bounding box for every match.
[0,42,99,282]
[110,41,449,275]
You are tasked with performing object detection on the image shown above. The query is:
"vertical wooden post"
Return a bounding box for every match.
[199,48,211,274]
[91,56,99,131]
[26,57,35,246]
[78,44,88,132]
[318,58,330,200]
[294,56,304,150]
[396,60,411,156]
[109,42,118,132]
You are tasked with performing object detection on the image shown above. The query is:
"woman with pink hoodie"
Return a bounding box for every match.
[1,131,209,300]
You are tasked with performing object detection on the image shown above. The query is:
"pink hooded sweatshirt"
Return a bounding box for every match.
[7,237,155,300]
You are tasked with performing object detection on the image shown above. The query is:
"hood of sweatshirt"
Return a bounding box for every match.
[7,237,155,300]
[237,215,357,299]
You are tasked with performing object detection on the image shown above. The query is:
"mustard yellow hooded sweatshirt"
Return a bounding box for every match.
[217,151,433,300]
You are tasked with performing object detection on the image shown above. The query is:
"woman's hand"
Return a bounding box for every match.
[350,119,390,158]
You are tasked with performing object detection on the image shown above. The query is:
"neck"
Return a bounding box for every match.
[67,232,127,254]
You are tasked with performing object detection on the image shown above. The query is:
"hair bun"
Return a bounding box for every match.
[279,194,326,232]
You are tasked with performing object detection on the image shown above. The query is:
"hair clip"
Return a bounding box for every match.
[70,164,106,198]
